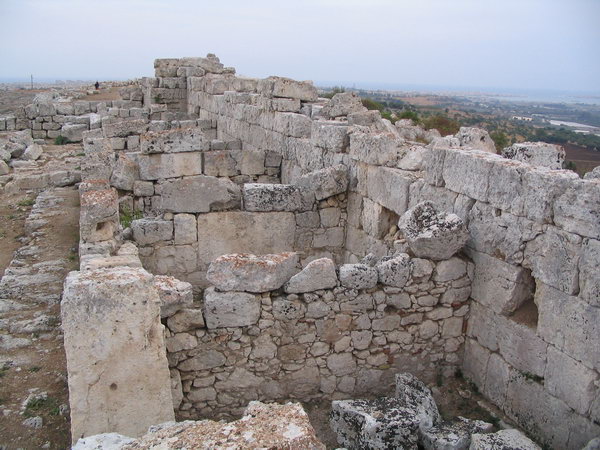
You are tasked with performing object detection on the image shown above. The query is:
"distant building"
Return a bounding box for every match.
[511,116,533,122]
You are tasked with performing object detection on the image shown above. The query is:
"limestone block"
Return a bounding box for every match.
[419,416,493,450]
[155,176,241,213]
[110,153,138,191]
[536,282,600,371]
[203,287,261,328]
[60,124,88,142]
[21,143,43,161]
[296,164,348,200]
[462,338,491,388]
[580,238,600,307]
[196,212,296,268]
[138,152,202,180]
[433,257,467,283]
[398,145,427,171]
[259,76,318,101]
[468,249,535,316]
[497,317,547,378]
[327,353,356,376]
[243,183,313,212]
[166,308,205,333]
[320,207,341,227]
[339,263,378,289]
[284,257,338,293]
[524,226,581,295]
[366,166,415,215]
[502,142,565,169]
[320,92,366,118]
[483,353,511,408]
[470,429,540,450]
[207,252,299,293]
[442,149,499,202]
[521,167,578,223]
[131,218,173,245]
[140,127,210,154]
[166,332,197,352]
[376,254,412,287]
[102,118,148,138]
[203,150,239,177]
[173,213,197,244]
[349,130,405,166]
[177,349,226,371]
[133,181,154,197]
[311,121,350,152]
[399,201,468,260]
[153,275,193,318]
[455,127,496,153]
[240,148,266,175]
[61,267,174,442]
[145,245,197,275]
[584,167,600,180]
[80,188,119,243]
[545,345,598,416]
[554,179,600,239]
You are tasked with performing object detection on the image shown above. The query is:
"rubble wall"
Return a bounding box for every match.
[165,255,471,420]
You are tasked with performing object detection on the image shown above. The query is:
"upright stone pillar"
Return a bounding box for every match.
[62,267,174,443]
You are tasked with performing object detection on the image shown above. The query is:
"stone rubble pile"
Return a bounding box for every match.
[330,372,539,450]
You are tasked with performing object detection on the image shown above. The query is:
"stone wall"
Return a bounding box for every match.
[164,253,471,420]
[59,54,600,449]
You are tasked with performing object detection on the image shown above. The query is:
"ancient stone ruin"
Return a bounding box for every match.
[1,53,599,449]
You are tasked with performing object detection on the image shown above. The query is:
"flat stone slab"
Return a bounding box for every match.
[284,257,338,293]
[470,429,541,450]
[207,252,299,293]
[203,287,261,328]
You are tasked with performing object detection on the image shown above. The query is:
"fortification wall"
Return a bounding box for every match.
[56,55,600,448]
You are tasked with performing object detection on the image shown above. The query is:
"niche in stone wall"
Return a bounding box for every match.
[507,268,538,329]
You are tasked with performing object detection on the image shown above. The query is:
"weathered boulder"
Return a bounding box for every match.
[74,401,324,449]
[284,257,338,293]
[419,416,493,450]
[203,287,261,328]
[243,183,313,212]
[376,254,412,287]
[61,267,174,442]
[61,123,88,142]
[584,166,600,180]
[320,92,366,118]
[395,372,441,428]
[22,143,43,161]
[339,263,379,289]
[153,275,193,318]
[469,429,541,449]
[502,142,565,170]
[207,252,299,293]
[455,127,496,153]
[297,165,349,200]
[399,201,468,260]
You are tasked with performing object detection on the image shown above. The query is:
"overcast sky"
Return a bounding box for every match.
[1,0,599,92]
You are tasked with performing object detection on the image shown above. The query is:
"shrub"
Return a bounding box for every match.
[54,135,69,145]
[422,114,461,136]
[321,86,346,99]
[490,131,509,150]
[399,110,420,123]
[120,206,143,229]
[361,97,385,112]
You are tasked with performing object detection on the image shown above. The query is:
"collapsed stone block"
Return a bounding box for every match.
[207,252,299,293]
[203,287,261,328]
[258,76,318,101]
[470,429,540,450]
[61,267,174,442]
[339,263,379,289]
[419,416,493,450]
[242,183,313,212]
[399,201,468,260]
[297,164,348,200]
[284,257,338,293]
[502,142,565,169]
[21,143,43,161]
[320,92,366,118]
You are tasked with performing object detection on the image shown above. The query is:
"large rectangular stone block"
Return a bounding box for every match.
[140,127,211,154]
[442,149,498,202]
[554,179,600,239]
[366,166,415,215]
[580,238,600,307]
[196,211,295,268]
[154,176,240,213]
[138,152,203,180]
[203,287,261,328]
[349,130,404,166]
[61,268,174,442]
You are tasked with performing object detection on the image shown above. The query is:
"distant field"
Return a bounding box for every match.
[563,143,600,176]
[0,89,45,115]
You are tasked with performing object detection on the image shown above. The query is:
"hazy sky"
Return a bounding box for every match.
[1,0,599,92]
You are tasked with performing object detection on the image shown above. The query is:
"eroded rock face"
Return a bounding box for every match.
[399,201,468,260]
[339,263,379,289]
[455,127,496,153]
[502,142,565,170]
[74,401,325,450]
[470,429,541,450]
[206,252,299,293]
